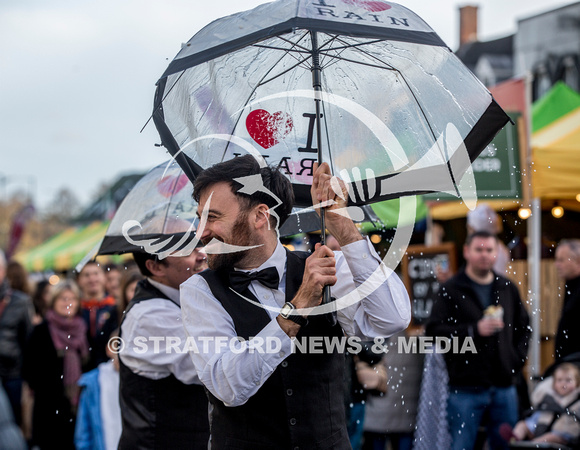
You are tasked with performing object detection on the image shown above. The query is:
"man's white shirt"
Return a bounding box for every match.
[180,237,410,406]
[119,278,200,385]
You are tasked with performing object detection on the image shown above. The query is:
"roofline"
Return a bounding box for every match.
[517,1,580,24]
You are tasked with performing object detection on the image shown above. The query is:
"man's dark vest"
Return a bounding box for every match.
[118,279,209,450]
[199,250,351,450]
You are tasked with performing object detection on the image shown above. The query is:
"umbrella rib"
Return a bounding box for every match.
[253,32,315,85]
[341,39,442,160]
[318,37,442,168]
[253,34,312,54]
[142,70,188,134]
[314,34,391,69]
[317,35,387,53]
[341,42,441,146]
[319,94,336,177]
[314,34,347,69]
[318,54,397,71]
[258,55,313,86]
[328,35,398,70]
[253,44,311,55]
[218,40,311,160]
[278,34,312,52]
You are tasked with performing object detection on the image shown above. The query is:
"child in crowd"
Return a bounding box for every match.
[502,363,580,446]
[74,330,121,450]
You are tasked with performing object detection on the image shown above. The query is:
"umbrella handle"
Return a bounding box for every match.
[320,210,336,324]
[319,205,332,308]
[323,285,331,304]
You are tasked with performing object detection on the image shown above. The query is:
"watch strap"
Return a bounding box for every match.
[281,302,308,327]
[287,312,309,327]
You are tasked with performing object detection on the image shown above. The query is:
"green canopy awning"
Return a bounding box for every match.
[359,196,428,233]
[14,221,111,272]
[532,81,580,133]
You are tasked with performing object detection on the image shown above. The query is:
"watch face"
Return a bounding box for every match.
[280,303,294,318]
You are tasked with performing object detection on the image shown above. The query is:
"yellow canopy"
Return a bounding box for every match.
[531,107,580,199]
[429,199,522,221]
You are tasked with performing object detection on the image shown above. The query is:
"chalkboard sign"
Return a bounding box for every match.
[401,243,457,326]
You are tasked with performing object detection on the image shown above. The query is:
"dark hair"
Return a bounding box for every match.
[76,260,104,278]
[465,230,498,246]
[6,261,31,295]
[32,280,51,317]
[132,252,158,277]
[192,155,294,229]
[119,270,144,317]
[103,262,120,273]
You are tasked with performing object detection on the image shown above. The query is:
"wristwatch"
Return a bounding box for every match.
[280,302,309,327]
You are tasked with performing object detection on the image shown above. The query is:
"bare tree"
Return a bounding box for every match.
[43,187,82,224]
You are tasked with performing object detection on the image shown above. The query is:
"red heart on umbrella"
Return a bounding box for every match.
[343,0,391,12]
[156,174,189,198]
[246,109,294,149]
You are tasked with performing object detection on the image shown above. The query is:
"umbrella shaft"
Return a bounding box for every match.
[310,31,325,245]
[310,31,332,308]
[311,32,322,90]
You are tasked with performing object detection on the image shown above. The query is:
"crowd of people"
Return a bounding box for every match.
[0,255,144,449]
[0,159,579,450]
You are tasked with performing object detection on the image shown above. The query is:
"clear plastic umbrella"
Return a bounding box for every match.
[96,160,382,257]
[98,160,198,256]
[152,0,510,210]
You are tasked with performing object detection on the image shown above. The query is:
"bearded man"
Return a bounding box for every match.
[180,155,411,450]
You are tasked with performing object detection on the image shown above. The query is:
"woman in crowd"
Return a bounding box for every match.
[23,280,89,450]
[6,261,32,296]
[31,280,52,324]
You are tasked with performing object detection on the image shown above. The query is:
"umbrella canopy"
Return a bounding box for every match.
[153,0,509,209]
[96,159,384,257]
[98,160,198,256]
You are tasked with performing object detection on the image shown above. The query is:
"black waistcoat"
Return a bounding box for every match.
[118,279,209,450]
[199,250,351,450]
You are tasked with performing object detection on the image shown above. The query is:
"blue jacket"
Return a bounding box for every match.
[74,368,105,450]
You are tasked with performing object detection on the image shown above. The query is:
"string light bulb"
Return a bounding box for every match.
[518,207,531,220]
[551,204,564,219]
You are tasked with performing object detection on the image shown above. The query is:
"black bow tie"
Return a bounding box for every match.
[229,267,280,292]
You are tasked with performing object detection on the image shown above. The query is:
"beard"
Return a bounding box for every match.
[205,213,257,271]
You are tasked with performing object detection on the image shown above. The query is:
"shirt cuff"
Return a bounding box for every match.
[340,236,385,277]
[255,318,294,366]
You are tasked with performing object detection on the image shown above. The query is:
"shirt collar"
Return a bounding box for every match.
[236,242,287,282]
[147,277,181,306]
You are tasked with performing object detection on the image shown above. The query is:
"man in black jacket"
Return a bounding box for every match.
[554,239,580,361]
[426,231,530,450]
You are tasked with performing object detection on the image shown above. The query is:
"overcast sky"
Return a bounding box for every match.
[0,0,574,211]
